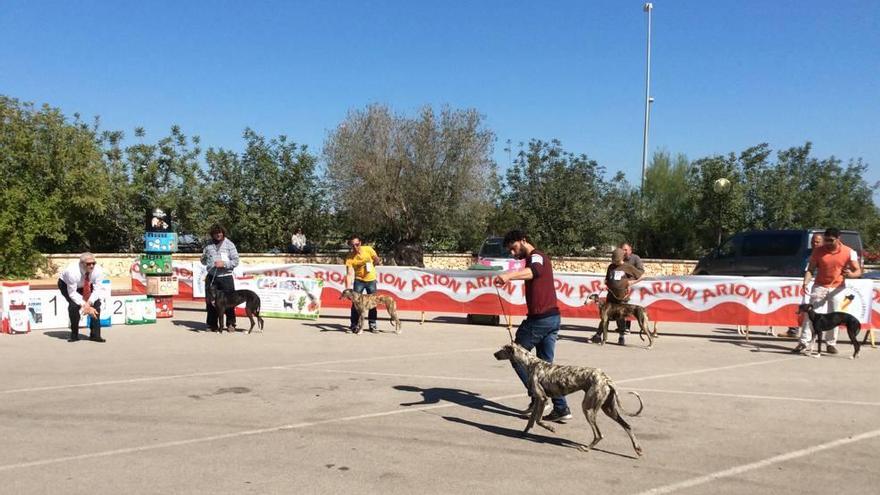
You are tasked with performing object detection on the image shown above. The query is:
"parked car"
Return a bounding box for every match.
[693,229,863,277]
[177,233,203,253]
[474,236,525,271]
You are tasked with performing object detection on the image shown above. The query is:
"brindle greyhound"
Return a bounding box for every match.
[493,343,644,456]
[340,288,401,334]
[587,294,655,349]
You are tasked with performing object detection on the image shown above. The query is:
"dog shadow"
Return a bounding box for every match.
[172,320,209,332]
[706,329,799,353]
[393,385,523,418]
[707,337,798,354]
[430,315,471,325]
[558,333,594,344]
[44,330,74,340]
[302,322,350,333]
[441,416,637,459]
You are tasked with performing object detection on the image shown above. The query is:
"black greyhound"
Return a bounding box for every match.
[797,303,862,359]
[208,286,265,334]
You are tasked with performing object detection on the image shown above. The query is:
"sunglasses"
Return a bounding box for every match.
[84,262,96,266]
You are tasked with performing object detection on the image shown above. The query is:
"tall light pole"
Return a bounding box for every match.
[640,2,654,192]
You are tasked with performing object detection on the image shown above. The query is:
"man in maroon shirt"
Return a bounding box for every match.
[493,230,571,422]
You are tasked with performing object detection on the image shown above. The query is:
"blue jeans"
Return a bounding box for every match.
[512,313,568,412]
[349,279,378,330]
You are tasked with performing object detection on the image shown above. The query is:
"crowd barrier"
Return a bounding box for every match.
[130,262,876,329]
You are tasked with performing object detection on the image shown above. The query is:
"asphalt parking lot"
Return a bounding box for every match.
[1,308,878,495]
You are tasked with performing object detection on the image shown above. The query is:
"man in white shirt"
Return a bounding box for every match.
[290,227,307,254]
[57,252,106,342]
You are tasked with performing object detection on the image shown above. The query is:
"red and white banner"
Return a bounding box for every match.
[872,281,880,329]
[132,262,875,328]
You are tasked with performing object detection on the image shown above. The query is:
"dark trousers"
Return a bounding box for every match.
[205,275,237,329]
[57,280,102,339]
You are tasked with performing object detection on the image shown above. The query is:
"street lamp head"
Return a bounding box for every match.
[644,3,653,12]
[648,97,655,103]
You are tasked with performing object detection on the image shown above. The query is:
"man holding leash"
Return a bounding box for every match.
[201,224,240,331]
[58,252,106,342]
[792,227,861,355]
[592,247,645,345]
[493,229,572,423]
[344,234,381,333]
[618,242,644,335]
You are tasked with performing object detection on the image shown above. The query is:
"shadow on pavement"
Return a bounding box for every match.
[393,385,523,418]
[172,320,208,332]
[441,416,638,458]
[302,322,351,333]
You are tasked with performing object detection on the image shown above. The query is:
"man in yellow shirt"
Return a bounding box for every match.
[345,234,381,333]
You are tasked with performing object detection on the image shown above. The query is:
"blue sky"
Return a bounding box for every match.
[2,0,878,197]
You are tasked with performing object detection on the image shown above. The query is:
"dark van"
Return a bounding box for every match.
[693,229,863,277]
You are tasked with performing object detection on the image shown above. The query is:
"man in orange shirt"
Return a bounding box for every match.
[786,233,823,337]
[792,228,862,354]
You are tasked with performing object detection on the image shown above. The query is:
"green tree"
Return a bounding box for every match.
[121,125,204,247]
[323,104,497,265]
[496,139,629,255]
[0,97,109,276]
[634,150,699,258]
[202,129,324,252]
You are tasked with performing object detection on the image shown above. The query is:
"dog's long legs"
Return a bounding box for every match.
[524,396,551,434]
[580,395,603,452]
[246,312,256,334]
[524,382,555,434]
[356,308,366,334]
[847,321,861,359]
[637,312,653,349]
[602,391,643,457]
[598,310,609,346]
[387,304,401,334]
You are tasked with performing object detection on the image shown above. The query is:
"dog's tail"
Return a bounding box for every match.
[613,388,644,417]
[255,298,264,331]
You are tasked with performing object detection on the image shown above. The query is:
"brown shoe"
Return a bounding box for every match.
[791,343,807,354]
[826,345,839,355]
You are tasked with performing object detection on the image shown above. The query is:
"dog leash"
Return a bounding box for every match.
[495,286,515,343]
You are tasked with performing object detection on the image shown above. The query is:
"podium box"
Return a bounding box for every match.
[152,296,174,318]
[139,254,173,275]
[146,276,179,296]
[144,232,178,253]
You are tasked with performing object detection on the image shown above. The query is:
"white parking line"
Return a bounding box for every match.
[616,356,801,385]
[633,428,880,495]
[0,392,525,472]
[0,355,802,472]
[629,388,880,407]
[291,355,800,386]
[287,367,511,383]
[0,348,497,395]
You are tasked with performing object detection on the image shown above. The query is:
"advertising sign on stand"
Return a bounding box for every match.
[1,282,30,334]
[233,276,323,320]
